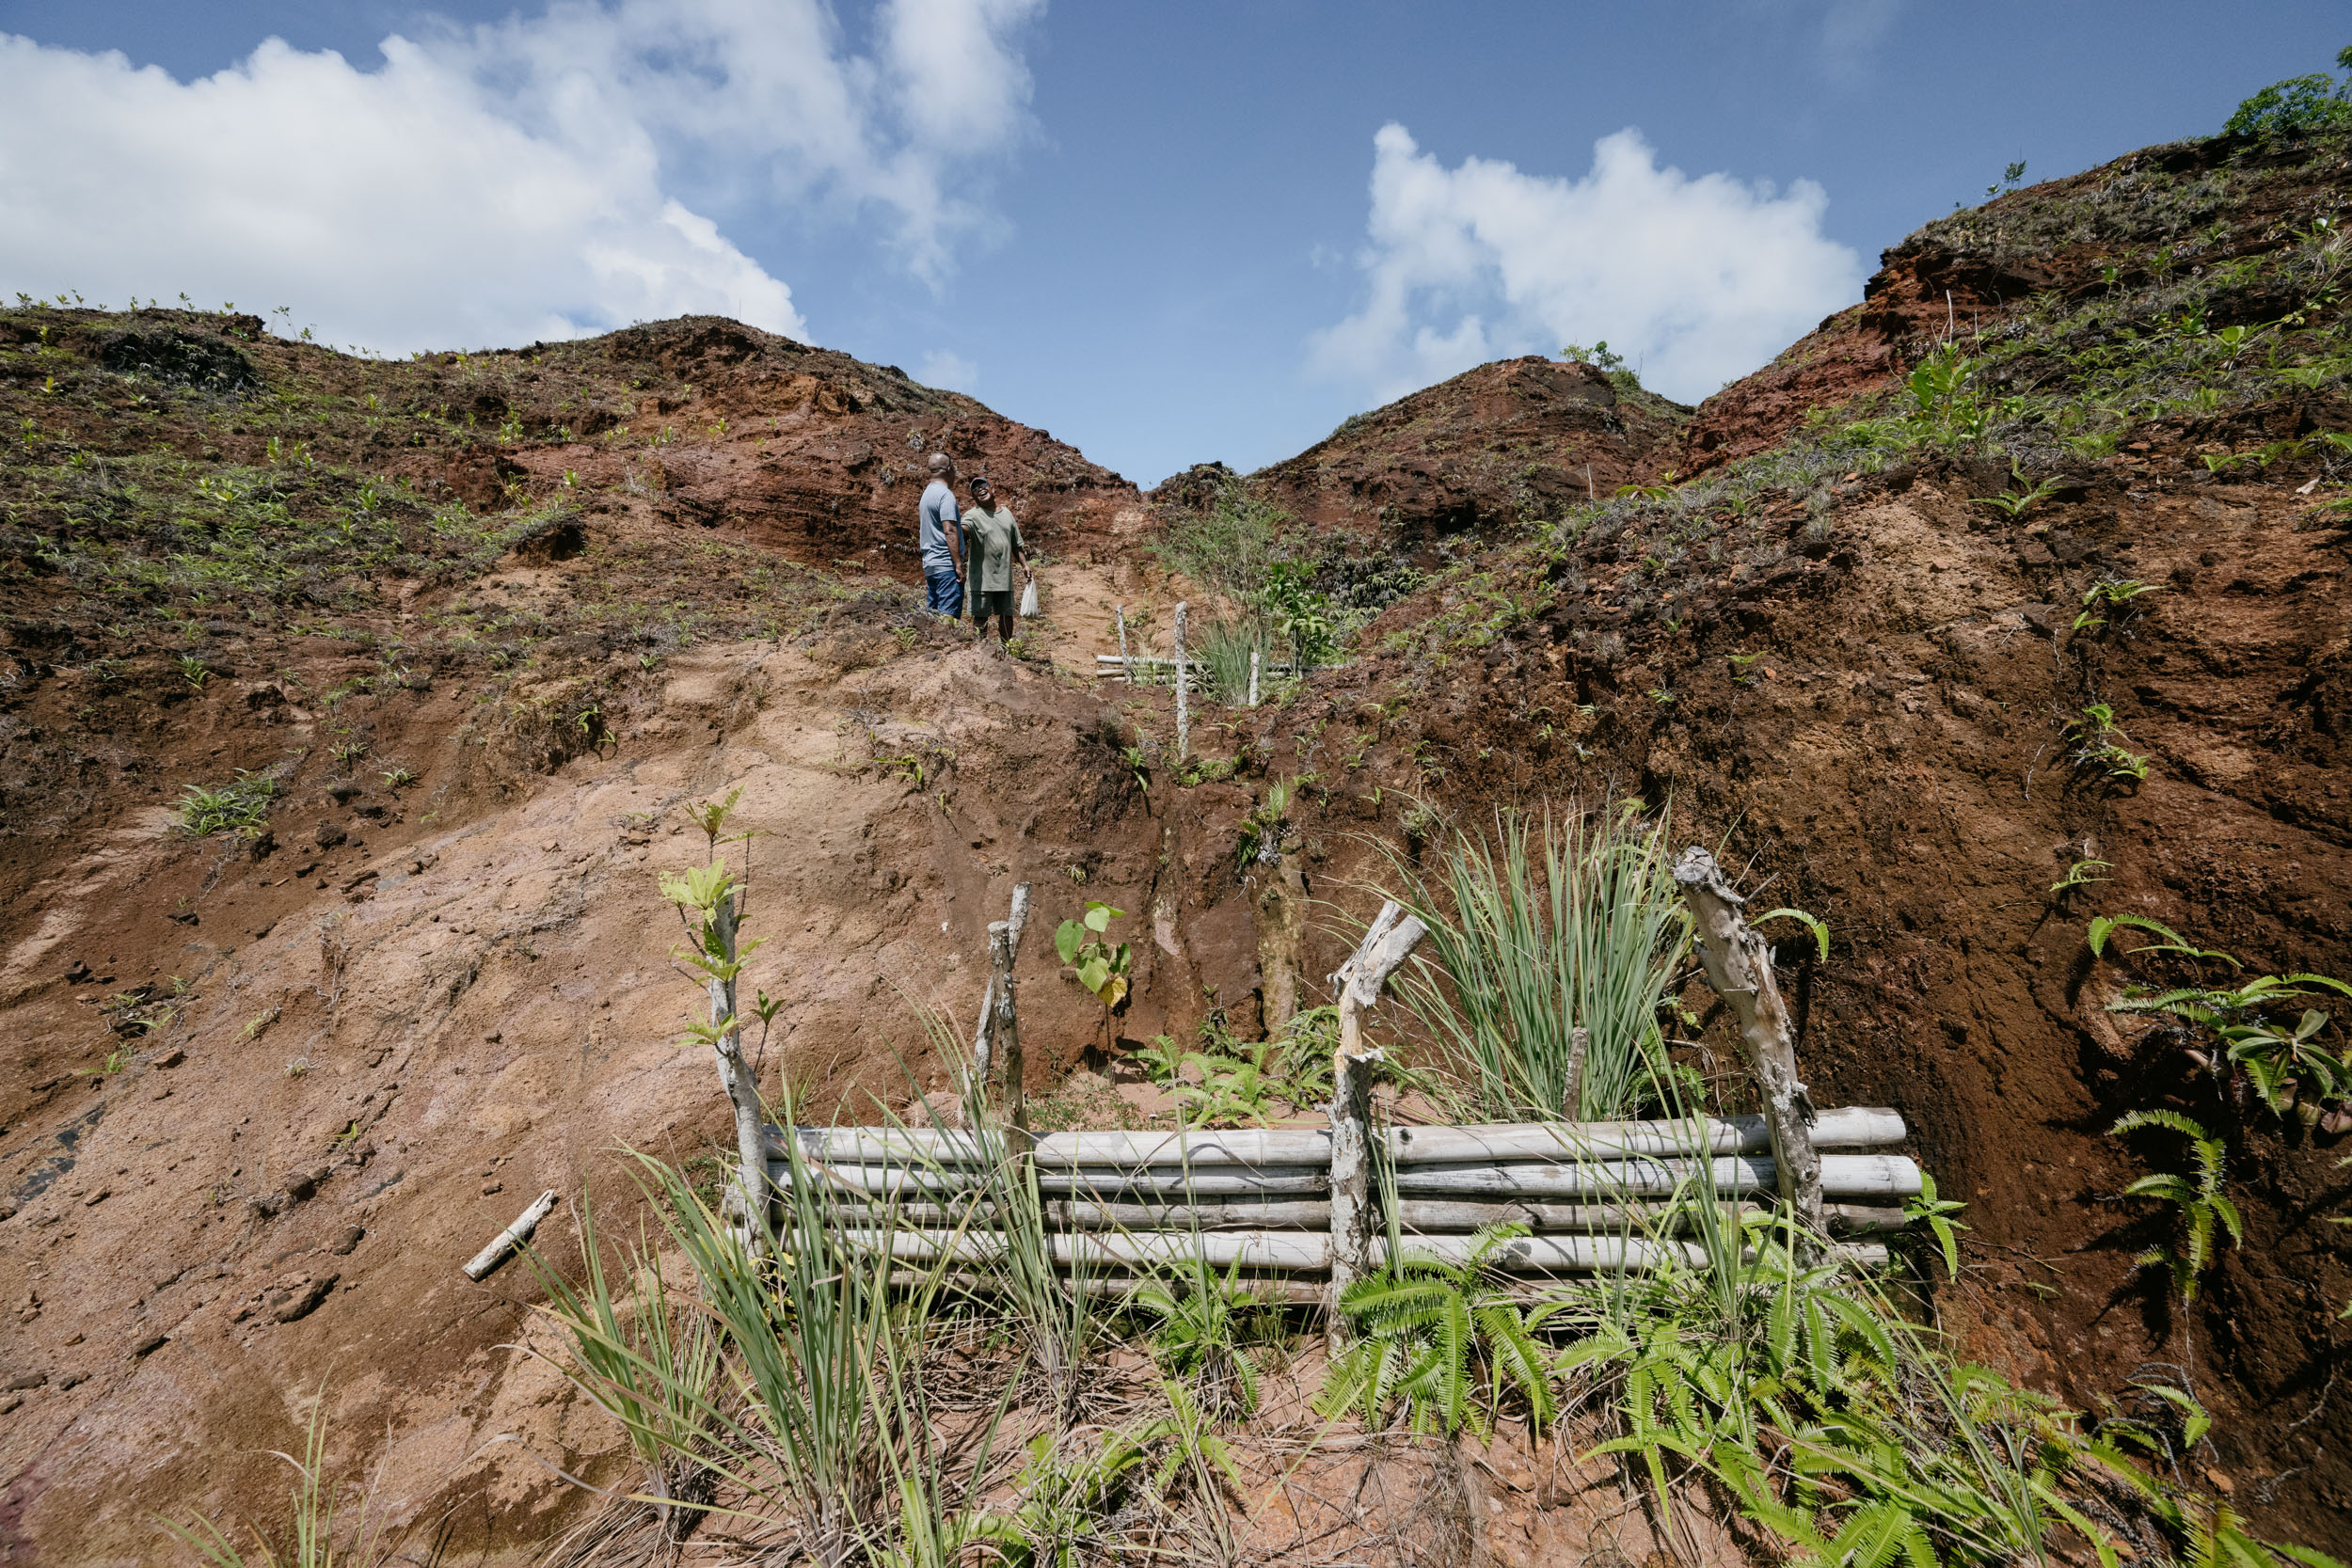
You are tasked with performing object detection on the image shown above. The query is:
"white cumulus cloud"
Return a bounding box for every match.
[916,350,979,391]
[0,0,1043,356]
[1309,123,1866,409]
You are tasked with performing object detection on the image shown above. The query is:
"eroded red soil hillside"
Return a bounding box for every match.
[2,122,2351,1563]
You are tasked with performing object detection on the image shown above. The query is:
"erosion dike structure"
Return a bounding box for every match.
[2,110,2351,1568]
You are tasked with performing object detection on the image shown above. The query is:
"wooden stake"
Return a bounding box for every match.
[1114,604,1129,685]
[463,1189,558,1281]
[1173,602,1189,759]
[1326,899,1427,1348]
[970,883,1031,1100]
[707,893,771,1250]
[1672,847,1823,1253]
[990,883,1032,1137]
[1562,1025,1590,1121]
[1248,648,1261,707]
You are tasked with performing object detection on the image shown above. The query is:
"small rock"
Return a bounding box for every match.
[64,960,92,985]
[56,1371,87,1390]
[152,1047,184,1069]
[284,1168,323,1202]
[246,1193,287,1219]
[246,829,277,860]
[327,1225,364,1256]
[541,839,559,852]
[4,1372,46,1392]
[0,1203,15,1223]
[0,1396,18,1415]
[314,823,347,850]
[481,1180,503,1196]
[484,1031,501,1044]
[132,1334,167,1358]
[274,1275,338,1323]
[83,1189,109,1207]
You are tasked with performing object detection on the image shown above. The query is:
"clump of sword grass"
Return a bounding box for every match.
[1382,801,1690,1122]
[523,1117,1015,1563]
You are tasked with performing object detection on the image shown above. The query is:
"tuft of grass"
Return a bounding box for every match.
[174,770,278,839]
[1383,802,1690,1121]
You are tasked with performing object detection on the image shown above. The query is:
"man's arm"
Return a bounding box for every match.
[946,499,965,576]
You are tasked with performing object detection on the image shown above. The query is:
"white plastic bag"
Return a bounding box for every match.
[1019,578,1039,617]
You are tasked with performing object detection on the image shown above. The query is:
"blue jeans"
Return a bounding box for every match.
[925,566,965,616]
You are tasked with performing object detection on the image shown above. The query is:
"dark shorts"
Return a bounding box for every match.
[924,566,964,615]
[973,587,1016,620]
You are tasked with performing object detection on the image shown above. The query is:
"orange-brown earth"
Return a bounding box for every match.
[4,124,2352,1564]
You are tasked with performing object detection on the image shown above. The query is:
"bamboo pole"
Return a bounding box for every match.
[1248,648,1261,707]
[817,1227,1891,1275]
[1114,605,1129,685]
[1673,847,1823,1252]
[777,1106,1906,1168]
[1173,601,1189,758]
[1327,900,1428,1348]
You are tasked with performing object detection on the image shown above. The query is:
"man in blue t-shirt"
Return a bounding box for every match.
[918,452,966,616]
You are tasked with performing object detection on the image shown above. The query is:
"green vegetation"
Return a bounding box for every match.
[1317,1223,1560,1436]
[2110,1111,2244,1302]
[2065,704,2150,784]
[173,769,278,838]
[1133,1009,1333,1126]
[1386,803,1689,1121]
[1150,473,1415,681]
[1054,900,1133,1010]
[2087,913,2352,1129]
[2223,46,2352,137]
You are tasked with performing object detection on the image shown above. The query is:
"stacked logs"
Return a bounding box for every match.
[767,1105,1917,1278]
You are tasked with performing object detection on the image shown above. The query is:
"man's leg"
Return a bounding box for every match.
[925,567,959,615]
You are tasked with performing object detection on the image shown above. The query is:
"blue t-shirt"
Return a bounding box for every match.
[919,480,961,572]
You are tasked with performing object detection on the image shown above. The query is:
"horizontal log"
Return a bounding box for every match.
[772,1106,1908,1171]
[1393,1200,1911,1237]
[822,1227,1891,1275]
[1049,1199,1332,1230]
[1391,1154,1921,1200]
[1383,1106,1904,1164]
[821,1227,1332,1271]
[814,1196,1912,1239]
[771,1160,1330,1198]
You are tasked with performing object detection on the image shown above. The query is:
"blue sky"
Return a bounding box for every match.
[1,2,2344,484]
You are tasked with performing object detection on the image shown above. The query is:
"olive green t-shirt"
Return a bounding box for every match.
[963,504,1025,592]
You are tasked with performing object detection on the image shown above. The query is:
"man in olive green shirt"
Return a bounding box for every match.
[961,476,1030,641]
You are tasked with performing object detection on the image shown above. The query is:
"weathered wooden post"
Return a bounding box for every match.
[1671,847,1822,1253]
[707,890,771,1253]
[1173,602,1190,758]
[971,883,1031,1108]
[1114,605,1130,685]
[1248,648,1261,708]
[1562,1025,1591,1121]
[1327,900,1427,1349]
